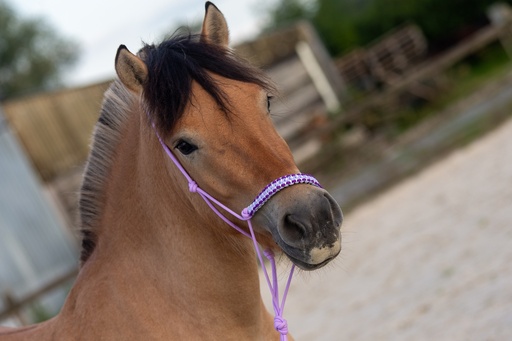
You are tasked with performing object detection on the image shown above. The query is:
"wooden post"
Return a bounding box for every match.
[295,41,341,113]
[488,3,512,59]
[297,21,348,109]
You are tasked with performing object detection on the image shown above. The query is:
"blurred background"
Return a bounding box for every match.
[1,0,511,338]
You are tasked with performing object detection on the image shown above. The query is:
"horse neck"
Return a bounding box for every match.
[65,108,268,335]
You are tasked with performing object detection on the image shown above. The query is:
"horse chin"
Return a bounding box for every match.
[276,237,342,271]
[285,252,338,271]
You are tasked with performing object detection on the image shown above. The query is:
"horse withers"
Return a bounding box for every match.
[0,2,342,340]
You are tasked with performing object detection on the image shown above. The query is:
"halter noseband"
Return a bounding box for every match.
[155,132,321,340]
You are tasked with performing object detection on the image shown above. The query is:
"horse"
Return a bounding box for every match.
[0,2,342,340]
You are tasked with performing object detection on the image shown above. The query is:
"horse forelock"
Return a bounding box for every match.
[140,33,275,136]
[79,80,134,264]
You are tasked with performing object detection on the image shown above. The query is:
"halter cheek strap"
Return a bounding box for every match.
[155,133,321,340]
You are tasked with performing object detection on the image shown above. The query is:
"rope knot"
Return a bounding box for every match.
[241,208,252,220]
[274,316,288,335]
[188,181,198,193]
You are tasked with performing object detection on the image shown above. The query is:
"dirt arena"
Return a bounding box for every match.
[261,118,512,340]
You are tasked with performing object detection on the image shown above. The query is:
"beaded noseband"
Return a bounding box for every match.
[155,132,321,340]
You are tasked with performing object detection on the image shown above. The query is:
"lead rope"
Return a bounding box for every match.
[155,133,321,340]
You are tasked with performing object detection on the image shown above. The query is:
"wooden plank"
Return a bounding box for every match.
[296,41,341,112]
[272,83,320,124]
[235,26,300,67]
[2,82,109,181]
[297,21,347,103]
[336,24,428,89]
[275,101,324,140]
[266,57,311,97]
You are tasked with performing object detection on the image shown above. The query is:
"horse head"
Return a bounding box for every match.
[113,2,342,271]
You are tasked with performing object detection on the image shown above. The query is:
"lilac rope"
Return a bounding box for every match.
[155,132,321,340]
[244,174,322,217]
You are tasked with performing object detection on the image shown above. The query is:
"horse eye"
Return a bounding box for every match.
[267,95,273,113]
[175,139,198,155]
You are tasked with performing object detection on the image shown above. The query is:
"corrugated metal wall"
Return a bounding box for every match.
[0,111,78,303]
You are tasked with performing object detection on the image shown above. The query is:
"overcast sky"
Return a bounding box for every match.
[8,0,271,86]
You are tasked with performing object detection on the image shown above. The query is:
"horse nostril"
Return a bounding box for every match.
[324,192,343,228]
[279,214,308,246]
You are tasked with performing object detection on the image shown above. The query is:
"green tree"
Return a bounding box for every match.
[311,0,366,56]
[261,0,316,31]
[355,0,495,52]
[262,0,512,57]
[0,1,79,100]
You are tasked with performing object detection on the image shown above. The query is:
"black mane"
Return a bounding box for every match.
[140,33,273,134]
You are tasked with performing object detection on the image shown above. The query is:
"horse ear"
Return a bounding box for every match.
[115,45,148,93]
[200,2,229,47]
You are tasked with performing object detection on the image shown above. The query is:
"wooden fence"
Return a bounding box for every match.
[2,81,110,181]
[290,4,512,151]
[336,24,427,92]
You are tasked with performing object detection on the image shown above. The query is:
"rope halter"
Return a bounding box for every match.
[155,132,321,340]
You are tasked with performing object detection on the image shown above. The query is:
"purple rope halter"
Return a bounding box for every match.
[155,133,321,340]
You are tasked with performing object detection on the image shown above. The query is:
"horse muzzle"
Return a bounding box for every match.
[259,186,343,271]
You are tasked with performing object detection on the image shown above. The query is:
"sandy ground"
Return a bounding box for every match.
[261,118,512,340]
